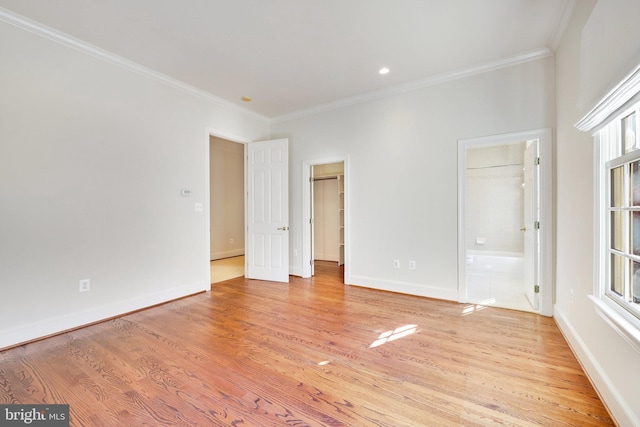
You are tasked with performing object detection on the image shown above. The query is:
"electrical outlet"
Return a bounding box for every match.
[79,279,91,292]
[409,260,416,270]
[393,259,400,269]
[229,238,234,244]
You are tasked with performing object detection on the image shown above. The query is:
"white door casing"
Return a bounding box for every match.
[523,139,540,310]
[246,139,289,282]
[310,166,315,276]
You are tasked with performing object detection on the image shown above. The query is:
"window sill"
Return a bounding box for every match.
[589,295,640,354]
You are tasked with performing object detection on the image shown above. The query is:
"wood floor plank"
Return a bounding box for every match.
[0,262,614,426]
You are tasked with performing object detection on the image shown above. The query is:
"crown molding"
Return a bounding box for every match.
[0,7,269,123]
[575,63,640,132]
[271,48,554,124]
[547,0,575,52]
[0,6,562,127]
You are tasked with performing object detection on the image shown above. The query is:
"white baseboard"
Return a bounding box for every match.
[289,265,303,277]
[554,306,638,427]
[348,275,458,301]
[210,249,245,260]
[0,280,209,350]
[466,250,523,258]
[314,254,339,262]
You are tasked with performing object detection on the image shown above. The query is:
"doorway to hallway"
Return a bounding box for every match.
[209,135,246,285]
[207,133,290,284]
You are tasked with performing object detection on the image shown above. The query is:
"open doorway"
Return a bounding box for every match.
[312,162,345,279]
[302,157,349,283]
[465,141,532,311]
[458,129,552,316]
[209,135,245,283]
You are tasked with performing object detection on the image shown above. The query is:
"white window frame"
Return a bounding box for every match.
[602,107,640,309]
[577,64,640,353]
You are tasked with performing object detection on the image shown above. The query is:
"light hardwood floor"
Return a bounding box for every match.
[0,262,613,426]
[210,255,244,283]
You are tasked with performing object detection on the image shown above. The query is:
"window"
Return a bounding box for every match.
[603,105,640,320]
[577,63,640,350]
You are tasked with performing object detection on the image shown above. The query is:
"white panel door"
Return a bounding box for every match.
[246,139,289,282]
[523,139,540,309]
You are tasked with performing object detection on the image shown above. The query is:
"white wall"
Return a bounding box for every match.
[554,1,640,425]
[272,56,554,300]
[2,3,634,423]
[466,143,525,254]
[0,19,269,348]
[577,0,640,114]
[210,137,245,260]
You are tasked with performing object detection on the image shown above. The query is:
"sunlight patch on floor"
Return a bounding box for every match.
[369,324,417,348]
[461,303,491,316]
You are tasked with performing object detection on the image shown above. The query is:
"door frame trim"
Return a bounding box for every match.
[302,156,350,283]
[457,128,553,316]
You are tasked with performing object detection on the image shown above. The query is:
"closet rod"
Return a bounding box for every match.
[313,175,340,181]
[467,163,523,170]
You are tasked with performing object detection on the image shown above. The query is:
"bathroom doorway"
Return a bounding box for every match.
[458,129,552,315]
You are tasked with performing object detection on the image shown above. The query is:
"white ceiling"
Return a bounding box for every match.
[0,0,572,120]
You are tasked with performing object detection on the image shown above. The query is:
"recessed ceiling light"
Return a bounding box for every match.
[241,96,252,102]
[379,67,390,75]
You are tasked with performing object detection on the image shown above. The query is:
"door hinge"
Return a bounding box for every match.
[534,221,540,229]
[535,157,540,165]
[534,285,540,294]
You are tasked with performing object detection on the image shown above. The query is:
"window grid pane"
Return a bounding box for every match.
[611,166,625,207]
[632,260,640,304]
[611,211,625,251]
[632,211,640,256]
[604,107,640,322]
[611,253,625,296]
[631,161,640,206]
[623,111,637,154]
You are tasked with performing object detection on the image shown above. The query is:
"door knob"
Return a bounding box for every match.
[520,227,527,231]
[277,226,289,231]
